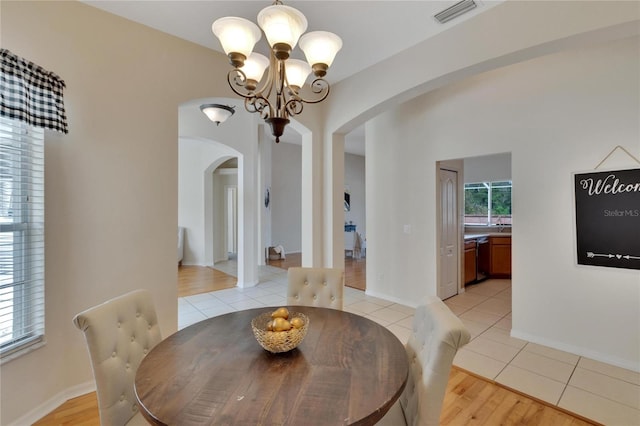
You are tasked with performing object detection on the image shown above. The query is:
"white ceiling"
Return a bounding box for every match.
[82,0,502,154]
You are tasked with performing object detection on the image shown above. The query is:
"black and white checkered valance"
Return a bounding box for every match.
[0,49,68,134]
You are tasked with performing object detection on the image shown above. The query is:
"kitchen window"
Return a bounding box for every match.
[464,181,512,226]
[0,116,45,360]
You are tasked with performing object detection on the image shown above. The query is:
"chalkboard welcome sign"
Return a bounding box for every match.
[574,168,640,270]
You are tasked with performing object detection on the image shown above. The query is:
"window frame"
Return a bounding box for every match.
[0,116,45,361]
[464,180,512,226]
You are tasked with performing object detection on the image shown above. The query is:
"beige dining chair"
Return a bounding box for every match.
[287,267,344,310]
[73,289,162,426]
[377,296,470,426]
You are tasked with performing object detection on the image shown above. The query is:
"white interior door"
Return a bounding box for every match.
[439,169,459,299]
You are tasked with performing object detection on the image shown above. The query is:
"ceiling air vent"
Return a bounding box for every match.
[434,0,478,24]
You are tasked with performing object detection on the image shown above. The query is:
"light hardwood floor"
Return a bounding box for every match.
[268,252,366,291]
[34,263,598,425]
[177,265,237,297]
[344,256,366,291]
[266,252,303,270]
[33,367,596,425]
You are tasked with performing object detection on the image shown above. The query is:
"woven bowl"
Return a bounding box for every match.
[251,311,309,353]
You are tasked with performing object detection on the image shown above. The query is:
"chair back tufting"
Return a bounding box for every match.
[287,267,344,310]
[398,296,470,426]
[73,289,162,426]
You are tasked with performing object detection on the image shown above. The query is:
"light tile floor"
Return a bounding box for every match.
[448,279,640,426]
[178,262,640,426]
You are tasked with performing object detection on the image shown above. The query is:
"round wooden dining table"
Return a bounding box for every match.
[134,306,409,426]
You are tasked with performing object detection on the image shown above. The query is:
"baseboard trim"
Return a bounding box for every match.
[511,329,639,373]
[364,289,420,309]
[7,381,95,426]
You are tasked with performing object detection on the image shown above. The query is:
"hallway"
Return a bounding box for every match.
[177,251,368,298]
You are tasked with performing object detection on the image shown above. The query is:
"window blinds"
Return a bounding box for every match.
[0,116,45,358]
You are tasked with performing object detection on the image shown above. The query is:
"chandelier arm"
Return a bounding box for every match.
[227,69,255,99]
[246,96,273,120]
[291,78,331,105]
[249,53,277,102]
[285,99,304,117]
[256,52,279,106]
[256,52,277,119]
[227,69,275,119]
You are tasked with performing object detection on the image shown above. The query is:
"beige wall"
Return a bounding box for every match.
[0,1,232,423]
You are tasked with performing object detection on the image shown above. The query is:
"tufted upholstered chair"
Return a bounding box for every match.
[73,289,162,426]
[287,267,344,310]
[377,296,470,426]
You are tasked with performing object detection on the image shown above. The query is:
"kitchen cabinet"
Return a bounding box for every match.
[490,236,512,277]
[464,239,477,284]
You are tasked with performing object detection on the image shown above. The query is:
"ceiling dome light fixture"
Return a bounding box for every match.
[212,0,342,143]
[200,104,236,126]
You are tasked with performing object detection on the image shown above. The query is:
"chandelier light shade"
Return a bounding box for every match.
[200,104,236,126]
[299,31,343,76]
[242,53,270,89]
[211,0,342,142]
[212,17,262,67]
[257,5,307,52]
[284,59,311,89]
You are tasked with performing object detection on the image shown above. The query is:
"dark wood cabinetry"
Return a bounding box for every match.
[464,234,511,286]
[490,236,512,277]
[464,240,477,284]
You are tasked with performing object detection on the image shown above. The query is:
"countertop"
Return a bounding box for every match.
[464,233,512,240]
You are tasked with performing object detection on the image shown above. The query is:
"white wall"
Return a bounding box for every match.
[178,100,261,288]
[179,138,237,266]
[271,142,302,253]
[344,153,366,238]
[322,0,640,269]
[366,36,640,370]
[269,145,366,256]
[464,153,512,183]
[213,169,238,262]
[259,129,273,265]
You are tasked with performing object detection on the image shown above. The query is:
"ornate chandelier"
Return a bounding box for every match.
[212,1,342,142]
